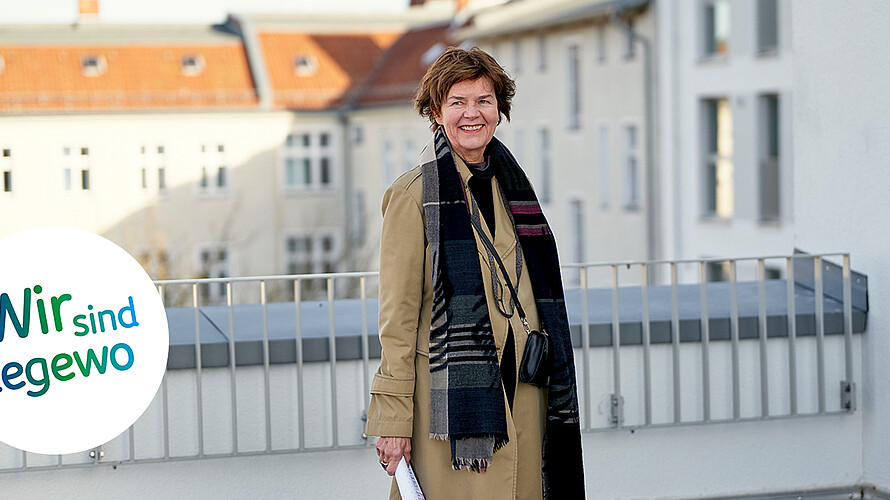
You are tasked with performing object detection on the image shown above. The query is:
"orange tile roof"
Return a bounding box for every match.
[356,23,451,107]
[260,31,401,110]
[0,43,257,113]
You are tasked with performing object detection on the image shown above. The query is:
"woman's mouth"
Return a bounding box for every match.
[459,125,483,131]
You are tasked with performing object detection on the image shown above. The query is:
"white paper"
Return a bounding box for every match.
[395,457,425,500]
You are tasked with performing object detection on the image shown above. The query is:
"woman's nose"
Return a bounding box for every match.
[463,103,480,117]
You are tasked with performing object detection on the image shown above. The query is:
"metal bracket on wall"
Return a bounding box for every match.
[361,411,369,440]
[841,381,856,411]
[610,394,625,426]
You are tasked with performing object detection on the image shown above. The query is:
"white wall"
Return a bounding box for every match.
[0,333,865,498]
[790,0,890,491]
[657,0,795,265]
[0,110,347,286]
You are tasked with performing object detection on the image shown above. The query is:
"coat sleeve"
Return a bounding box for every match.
[365,180,426,438]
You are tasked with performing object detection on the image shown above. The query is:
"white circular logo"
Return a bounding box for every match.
[0,228,169,455]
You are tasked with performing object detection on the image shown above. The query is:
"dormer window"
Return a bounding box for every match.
[81,55,107,77]
[181,54,205,76]
[293,55,317,76]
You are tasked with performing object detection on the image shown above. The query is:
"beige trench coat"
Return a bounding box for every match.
[365,155,546,500]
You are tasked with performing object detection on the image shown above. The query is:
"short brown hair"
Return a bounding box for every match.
[415,46,516,131]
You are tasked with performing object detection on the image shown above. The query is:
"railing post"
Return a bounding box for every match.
[192,283,205,457]
[814,257,826,413]
[227,282,239,454]
[785,257,798,416]
[699,262,711,422]
[640,263,652,426]
[260,281,272,452]
[841,255,856,411]
[729,260,740,420]
[580,266,592,431]
[670,262,681,423]
[610,265,623,427]
[757,259,770,417]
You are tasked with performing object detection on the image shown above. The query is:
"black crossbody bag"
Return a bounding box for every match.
[466,210,551,387]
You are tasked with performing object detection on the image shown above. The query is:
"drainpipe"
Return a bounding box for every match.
[338,109,357,273]
[610,3,659,263]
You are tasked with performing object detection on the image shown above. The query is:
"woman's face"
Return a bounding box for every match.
[434,77,499,164]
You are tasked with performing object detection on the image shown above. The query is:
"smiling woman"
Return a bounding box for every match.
[433,77,499,163]
[365,46,585,500]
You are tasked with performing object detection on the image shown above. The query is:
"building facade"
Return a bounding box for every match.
[456,0,655,273]
[656,0,794,280]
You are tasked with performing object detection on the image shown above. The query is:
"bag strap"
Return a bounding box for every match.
[465,195,534,335]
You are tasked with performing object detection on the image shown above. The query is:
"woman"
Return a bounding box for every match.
[365,46,585,499]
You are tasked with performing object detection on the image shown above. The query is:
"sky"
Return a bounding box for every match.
[0,0,411,24]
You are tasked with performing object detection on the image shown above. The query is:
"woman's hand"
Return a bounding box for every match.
[376,436,412,476]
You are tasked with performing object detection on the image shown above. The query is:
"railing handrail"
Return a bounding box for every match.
[153,253,851,285]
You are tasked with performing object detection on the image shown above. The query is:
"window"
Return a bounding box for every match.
[566,44,582,130]
[1,148,11,193]
[64,146,90,191]
[158,167,166,191]
[757,0,779,53]
[597,25,607,63]
[180,54,205,76]
[293,55,317,76]
[197,246,230,304]
[512,39,522,75]
[81,55,107,76]
[706,261,730,282]
[570,200,585,264]
[703,0,730,57]
[537,128,552,203]
[624,19,636,60]
[624,125,640,210]
[141,168,147,189]
[759,94,780,221]
[536,36,547,72]
[513,128,524,165]
[352,125,363,145]
[199,144,229,195]
[383,139,394,187]
[597,124,610,210]
[702,98,734,218]
[285,233,339,275]
[282,131,335,191]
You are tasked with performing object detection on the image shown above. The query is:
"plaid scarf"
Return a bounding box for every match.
[421,130,585,498]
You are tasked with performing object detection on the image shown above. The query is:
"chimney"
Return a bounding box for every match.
[78,0,99,21]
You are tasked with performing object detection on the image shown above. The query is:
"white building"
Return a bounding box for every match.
[0,8,452,304]
[456,0,656,268]
[656,0,794,278]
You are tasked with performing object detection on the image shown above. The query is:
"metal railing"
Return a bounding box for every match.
[0,253,863,472]
[565,252,860,432]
